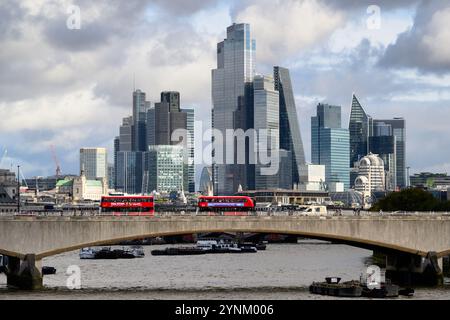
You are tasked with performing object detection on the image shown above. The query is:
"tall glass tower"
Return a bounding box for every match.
[274,66,306,188]
[212,23,256,195]
[349,94,372,167]
[372,118,406,188]
[311,104,350,190]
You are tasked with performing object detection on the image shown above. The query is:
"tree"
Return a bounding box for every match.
[371,188,449,212]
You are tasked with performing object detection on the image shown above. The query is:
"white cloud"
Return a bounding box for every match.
[235,0,345,64]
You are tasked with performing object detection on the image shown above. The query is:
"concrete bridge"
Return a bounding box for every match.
[1,215,450,289]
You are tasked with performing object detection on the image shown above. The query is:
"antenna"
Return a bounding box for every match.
[133,73,136,91]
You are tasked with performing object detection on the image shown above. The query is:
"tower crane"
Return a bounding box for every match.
[50,145,62,177]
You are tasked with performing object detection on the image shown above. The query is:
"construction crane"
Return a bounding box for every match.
[50,145,62,177]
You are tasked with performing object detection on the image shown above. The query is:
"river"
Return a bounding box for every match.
[1,240,449,299]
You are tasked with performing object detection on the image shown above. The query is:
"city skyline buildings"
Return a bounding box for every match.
[1,2,448,182]
[348,94,407,189]
[311,104,350,190]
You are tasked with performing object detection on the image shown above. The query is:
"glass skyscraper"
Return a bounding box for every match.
[146,145,184,194]
[181,107,195,192]
[79,148,107,180]
[253,75,279,190]
[349,94,372,167]
[311,104,350,190]
[371,118,406,188]
[348,94,406,189]
[274,66,306,187]
[212,23,256,195]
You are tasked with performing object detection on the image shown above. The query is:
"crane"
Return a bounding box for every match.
[50,145,62,177]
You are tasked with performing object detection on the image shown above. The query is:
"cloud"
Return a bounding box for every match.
[379,0,450,73]
[233,0,345,64]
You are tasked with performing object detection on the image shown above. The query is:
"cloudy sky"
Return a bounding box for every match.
[1,0,449,181]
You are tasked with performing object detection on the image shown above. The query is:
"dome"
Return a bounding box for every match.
[355,175,369,186]
[359,153,384,167]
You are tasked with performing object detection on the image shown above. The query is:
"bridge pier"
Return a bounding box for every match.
[384,252,443,286]
[5,254,43,290]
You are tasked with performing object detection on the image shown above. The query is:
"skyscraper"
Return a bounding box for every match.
[349,94,372,167]
[145,145,184,193]
[212,23,256,195]
[133,90,150,152]
[274,66,306,187]
[154,91,187,145]
[348,94,406,189]
[116,151,144,194]
[79,148,107,180]
[371,118,406,188]
[181,107,195,192]
[311,104,350,190]
[253,75,279,190]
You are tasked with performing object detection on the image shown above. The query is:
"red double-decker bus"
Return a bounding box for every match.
[100,196,154,216]
[197,196,255,213]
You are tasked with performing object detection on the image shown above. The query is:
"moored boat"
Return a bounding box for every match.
[309,277,363,297]
[151,247,206,256]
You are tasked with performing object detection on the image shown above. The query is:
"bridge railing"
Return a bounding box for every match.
[2,210,450,218]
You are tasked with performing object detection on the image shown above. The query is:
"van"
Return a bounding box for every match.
[299,205,327,216]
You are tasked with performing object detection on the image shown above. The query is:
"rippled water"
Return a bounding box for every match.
[1,241,449,299]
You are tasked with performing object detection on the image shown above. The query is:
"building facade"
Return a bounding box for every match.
[354,153,386,195]
[311,104,350,190]
[146,145,184,193]
[181,107,195,192]
[253,75,279,190]
[79,148,107,180]
[349,94,372,167]
[212,23,256,195]
[274,66,306,188]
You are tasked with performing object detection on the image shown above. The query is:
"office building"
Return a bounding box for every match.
[311,104,350,190]
[145,145,184,193]
[182,107,195,192]
[349,94,372,167]
[212,23,256,195]
[299,164,326,191]
[79,148,107,180]
[371,118,406,188]
[274,66,306,187]
[253,75,279,190]
[115,151,144,194]
[354,153,386,194]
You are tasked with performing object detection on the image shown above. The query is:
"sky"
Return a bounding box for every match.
[0,0,450,182]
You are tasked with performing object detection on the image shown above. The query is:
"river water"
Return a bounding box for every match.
[1,240,449,300]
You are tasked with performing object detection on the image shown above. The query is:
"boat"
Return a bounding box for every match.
[198,239,244,253]
[42,266,56,275]
[309,277,363,297]
[238,242,260,252]
[79,246,142,259]
[93,247,119,259]
[79,247,99,259]
[129,245,145,258]
[151,247,207,256]
[361,283,399,298]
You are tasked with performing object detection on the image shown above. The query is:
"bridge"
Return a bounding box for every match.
[1,214,450,289]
